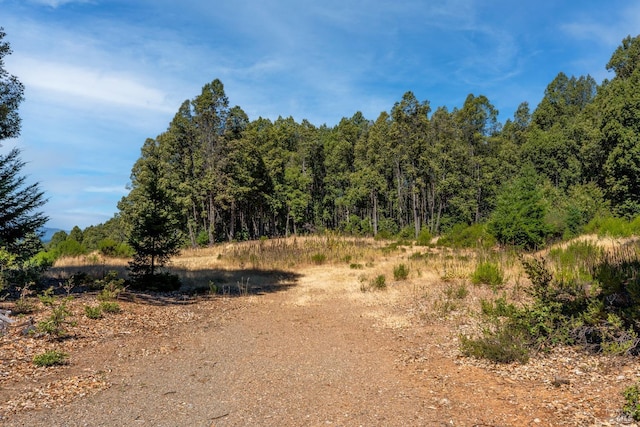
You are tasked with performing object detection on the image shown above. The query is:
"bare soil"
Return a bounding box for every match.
[1,249,639,426]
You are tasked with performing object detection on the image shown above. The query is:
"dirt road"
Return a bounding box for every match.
[1,262,634,426]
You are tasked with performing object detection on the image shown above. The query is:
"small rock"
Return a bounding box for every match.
[552,376,571,387]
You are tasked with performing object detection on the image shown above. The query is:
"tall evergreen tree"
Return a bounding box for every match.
[118,138,182,286]
[0,28,47,254]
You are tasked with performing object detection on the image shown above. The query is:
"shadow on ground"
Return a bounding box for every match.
[38,264,301,306]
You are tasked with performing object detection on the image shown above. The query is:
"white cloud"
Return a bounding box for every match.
[84,186,128,194]
[12,57,174,113]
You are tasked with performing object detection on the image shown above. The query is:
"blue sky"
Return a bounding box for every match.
[1,0,638,230]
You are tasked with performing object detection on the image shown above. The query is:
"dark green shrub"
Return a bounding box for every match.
[393,264,409,281]
[438,223,496,249]
[99,301,121,314]
[471,262,504,289]
[460,328,529,363]
[370,274,386,289]
[623,382,640,421]
[84,305,103,319]
[37,288,76,339]
[416,228,432,246]
[33,350,68,367]
[311,253,327,265]
[487,172,552,249]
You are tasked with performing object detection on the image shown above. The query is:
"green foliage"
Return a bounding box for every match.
[445,282,469,300]
[487,171,552,249]
[95,271,125,301]
[393,263,409,280]
[415,227,432,246]
[99,301,121,314]
[623,382,640,421]
[120,138,183,286]
[370,274,386,290]
[471,261,504,289]
[33,350,68,367]
[460,328,530,364]
[438,223,496,249]
[84,305,103,319]
[37,289,75,339]
[54,239,87,257]
[310,253,327,265]
[98,239,133,258]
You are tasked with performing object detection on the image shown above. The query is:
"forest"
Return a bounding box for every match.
[35,34,637,262]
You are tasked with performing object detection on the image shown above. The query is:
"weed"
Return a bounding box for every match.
[393,264,409,281]
[311,253,327,265]
[370,274,386,290]
[84,305,103,319]
[623,382,640,421]
[444,282,469,300]
[37,288,75,339]
[33,350,69,367]
[99,301,121,314]
[208,281,218,294]
[237,277,250,296]
[460,328,530,363]
[349,263,363,269]
[471,261,504,289]
[95,271,125,302]
[12,282,36,315]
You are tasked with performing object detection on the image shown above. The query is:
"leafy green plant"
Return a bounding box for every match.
[416,228,432,246]
[623,382,640,421]
[471,261,504,289]
[393,264,409,281]
[95,271,125,301]
[99,301,121,314]
[84,305,103,319]
[33,350,69,367]
[311,253,327,265]
[370,274,386,290]
[439,223,496,249]
[37,288,75,339]
[460,328,530,364]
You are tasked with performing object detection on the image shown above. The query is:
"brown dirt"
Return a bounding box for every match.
[1,251,639,426]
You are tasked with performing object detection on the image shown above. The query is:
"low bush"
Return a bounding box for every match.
[438,223,496,249]
[370,274,386,290]
[393,264,409,281]
[84,305,103,319]
[33,350,68,367]
[416,228,432,246]
[99,301,121,314]
[460,328,530,364]
[471,262,504,289]
[311,253,327,265]
[623,382,640,421]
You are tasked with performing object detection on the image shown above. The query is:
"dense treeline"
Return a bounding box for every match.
[109,35,640,249]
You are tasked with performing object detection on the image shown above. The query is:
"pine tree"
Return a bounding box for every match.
[118,139,182,290]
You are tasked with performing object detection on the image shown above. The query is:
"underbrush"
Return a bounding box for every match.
[461,239,640,363]
[218,233,381,270]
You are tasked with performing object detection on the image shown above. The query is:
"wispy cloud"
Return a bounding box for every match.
[12,57,174,113]
[27,0,92,7]
[84,186,128,194]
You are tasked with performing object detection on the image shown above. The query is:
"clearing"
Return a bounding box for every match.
[0,238,638,426]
